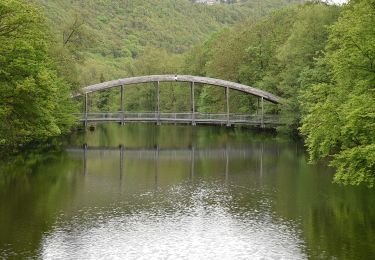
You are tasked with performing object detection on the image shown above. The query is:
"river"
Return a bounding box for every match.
[0,124,374,259]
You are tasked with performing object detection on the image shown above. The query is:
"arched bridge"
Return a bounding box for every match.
[75,75,283,127]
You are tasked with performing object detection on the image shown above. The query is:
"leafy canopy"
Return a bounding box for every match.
[0,0,76,148]
[300,0,375,187]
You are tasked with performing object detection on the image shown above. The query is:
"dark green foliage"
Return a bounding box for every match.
[27,0,305,115]
[300,0,375,187]
[3,0,373,187]
[31,0,304,87]
[184,0,375,186]
[0,0,76,148]
[184,2,340,120]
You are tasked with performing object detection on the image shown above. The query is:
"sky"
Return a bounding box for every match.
[325,0,348,4]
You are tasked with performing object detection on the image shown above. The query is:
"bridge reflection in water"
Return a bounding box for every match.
[67,144,265,185]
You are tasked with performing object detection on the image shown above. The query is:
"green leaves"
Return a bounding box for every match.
[326,0,375,84]
[0,0,76,148]
[300,0,375,187]
[184,2,340,123]
[183,0,375,186]
[331,144,375,187]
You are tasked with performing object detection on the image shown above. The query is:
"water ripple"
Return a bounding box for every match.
[41,182,306,259]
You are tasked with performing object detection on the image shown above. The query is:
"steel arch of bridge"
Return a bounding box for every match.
[74,75,283,127]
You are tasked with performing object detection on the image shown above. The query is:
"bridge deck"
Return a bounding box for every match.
[77,112,283,126]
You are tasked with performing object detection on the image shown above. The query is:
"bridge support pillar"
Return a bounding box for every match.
[191,82,196,126]
[261,97,265,128]
[226,86,231,127]
[156,81,160,126]
[120,85,125,125]
[84,93,88,128]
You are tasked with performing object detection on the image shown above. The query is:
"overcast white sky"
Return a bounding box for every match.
[324,0,348,4]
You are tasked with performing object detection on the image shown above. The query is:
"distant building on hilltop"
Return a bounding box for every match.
[193,0,238,5]
[195,0,217,4]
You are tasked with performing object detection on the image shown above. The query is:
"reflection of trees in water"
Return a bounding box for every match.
[2,127,374,259]
[72,123,280,150]
[270,146,375,260]
[0,147,65,186]
[0,148,82,258]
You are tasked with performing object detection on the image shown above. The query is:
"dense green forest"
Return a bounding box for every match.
[0,0,374,186]
[184,2,342,124]
[185,0,374,186]
[32,0,303,87]
[1,0,302,147]
[0,0,76,148]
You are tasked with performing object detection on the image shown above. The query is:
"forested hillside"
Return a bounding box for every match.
[32,0,304,87]
[184,2,341,125]
[2,0,373,187]
[184,0,375,186]
[30,0,305,114]
[0,0,302,149]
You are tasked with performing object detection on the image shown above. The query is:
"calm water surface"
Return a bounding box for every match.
[0,124,374,259]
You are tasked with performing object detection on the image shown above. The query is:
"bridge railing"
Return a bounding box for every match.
[73,112,283,125]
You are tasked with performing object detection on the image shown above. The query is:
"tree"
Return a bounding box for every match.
[0,0,76,148]
[300,0,375,187]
